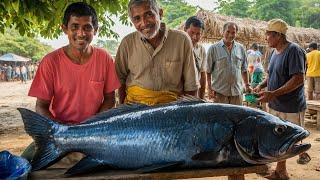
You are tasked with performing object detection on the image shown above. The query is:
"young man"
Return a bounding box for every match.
[184,16,207,99]
[115,0,198,105]
[23,2,120,160]
[206,22,250,105]
[254,19,310,180]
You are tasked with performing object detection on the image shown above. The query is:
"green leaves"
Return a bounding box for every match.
[0,0,129,39]
[217,0,320,28]
[159,0,197,29]
[0,28,53,61]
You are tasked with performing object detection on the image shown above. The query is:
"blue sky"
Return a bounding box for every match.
[40,0,217,49]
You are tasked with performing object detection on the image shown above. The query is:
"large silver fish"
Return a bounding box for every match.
[18,100,310,175]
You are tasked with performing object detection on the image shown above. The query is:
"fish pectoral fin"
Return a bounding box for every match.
[137,161,184,173]
[192,151,219,161]
[65,156,107,176]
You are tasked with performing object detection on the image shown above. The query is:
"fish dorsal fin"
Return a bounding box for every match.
[65,156,107,176]
[136,161,184,173]
[82,103,149,124]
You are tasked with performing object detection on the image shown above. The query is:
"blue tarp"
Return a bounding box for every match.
[0,53,30,62]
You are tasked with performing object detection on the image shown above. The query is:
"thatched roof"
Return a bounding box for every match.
[192,10,320,48]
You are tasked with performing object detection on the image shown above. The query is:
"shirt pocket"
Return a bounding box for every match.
[215,56,228,70]
[233,54,243,69]
[89,80,105,100]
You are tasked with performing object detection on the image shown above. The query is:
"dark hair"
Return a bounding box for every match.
[63,2,98,29]
[223,22,239,32]
[309,42,318,50]
[128,0,160,17]
[185,16,204,30]
[251,43,258,50]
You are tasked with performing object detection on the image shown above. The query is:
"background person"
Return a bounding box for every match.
[306,42,320,100]
[206,22,250,105]
[184,16,207,99]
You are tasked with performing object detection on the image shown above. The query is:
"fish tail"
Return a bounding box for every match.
[18,108,64,171]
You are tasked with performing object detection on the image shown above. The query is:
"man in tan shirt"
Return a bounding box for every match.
[184,16,207,99]
[115,0,199,105]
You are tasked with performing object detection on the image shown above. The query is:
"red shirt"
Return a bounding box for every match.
[29,47,120,124]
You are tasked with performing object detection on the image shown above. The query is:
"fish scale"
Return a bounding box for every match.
[18,100,311,175]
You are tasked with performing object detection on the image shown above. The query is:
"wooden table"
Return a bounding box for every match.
[306,100,320,130]
[29,165,269,180]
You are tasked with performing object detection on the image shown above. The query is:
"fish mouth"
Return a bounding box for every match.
[281,131,311,156]
[235,130,311,164]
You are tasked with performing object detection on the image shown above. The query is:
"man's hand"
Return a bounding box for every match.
[253,84,262,93]
[208,88,215,99]
[257,90,276,103]
[244,84,252,93]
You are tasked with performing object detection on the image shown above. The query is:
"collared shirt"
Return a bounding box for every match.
[206,40,247,96]
[193,44,207,81]
[115,23,199,93]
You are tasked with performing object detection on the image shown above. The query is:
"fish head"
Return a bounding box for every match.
[234,114,310,164]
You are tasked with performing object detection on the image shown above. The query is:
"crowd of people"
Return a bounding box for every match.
[0,62,38,83]
[2,0,317,179]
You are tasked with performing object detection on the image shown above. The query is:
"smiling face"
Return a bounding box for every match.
[62,15,97,51]
[185,24,202,47]
[129,2,162,40]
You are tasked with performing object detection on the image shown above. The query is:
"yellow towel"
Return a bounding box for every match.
[125,86,178,105]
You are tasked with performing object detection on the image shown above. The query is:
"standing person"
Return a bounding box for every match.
[206,22,250,105]
[247,43,264,88]
[6,64,12,81]
[1,64,7,81]
[254,19,310,180]
[306,42,320,100]
[20,64,27,83]
[184,16,207,99]
[15,65,20,81]
[22,2,120,161]
[115,0,199,105]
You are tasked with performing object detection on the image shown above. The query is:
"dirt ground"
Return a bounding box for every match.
[0,81,320,179]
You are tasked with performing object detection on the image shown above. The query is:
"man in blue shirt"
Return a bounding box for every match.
[254,19,309,180]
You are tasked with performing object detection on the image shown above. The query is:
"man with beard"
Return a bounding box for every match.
[23,2,120,161]
[115,0,199,105]
[184,16,207,99]
[254,19,309,180]
[206,22,250,105]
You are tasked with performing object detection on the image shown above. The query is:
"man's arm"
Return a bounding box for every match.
[207,72,215,99]
[118,84,126,104]
[241,71,251,92]
[35,98,55,120]
[258,73,304,102]
[99,91,116,112]
[199,72,207,99]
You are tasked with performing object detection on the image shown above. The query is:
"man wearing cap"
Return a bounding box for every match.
[206,21,250,105]
[254,19,309,179]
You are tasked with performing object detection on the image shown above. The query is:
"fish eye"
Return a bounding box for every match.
[273,125,287,135]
